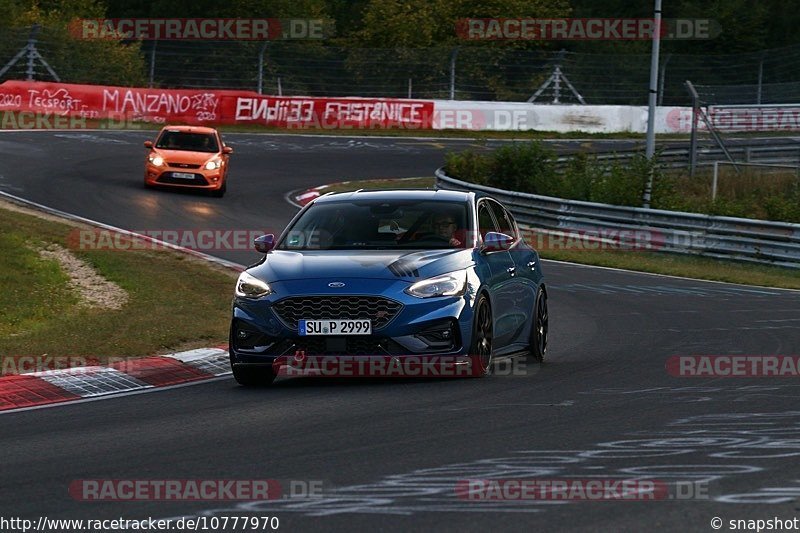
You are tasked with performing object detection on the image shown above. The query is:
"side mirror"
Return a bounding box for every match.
[481,232,514,253]
[143,140,153,149]
[222,146,233,155]
[254,234,275,254]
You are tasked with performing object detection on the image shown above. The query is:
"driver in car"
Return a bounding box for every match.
[432,213,464,247]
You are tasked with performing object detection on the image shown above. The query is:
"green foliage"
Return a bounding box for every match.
[652,169,800,223]
[1,0,147,86]
[488,142,555,193]
[556,152,597,199]
[444,149,491,186]
[589,154,651,206]
[446,143,650,207]
[348,0,570,48]
[41,28,147,86]
[447,144,800,222]
[342,0,572,99]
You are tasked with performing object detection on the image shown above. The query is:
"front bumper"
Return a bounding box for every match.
[229,281,476,365]
[144,164,224,190]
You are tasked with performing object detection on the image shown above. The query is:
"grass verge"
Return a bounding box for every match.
[318,177,800,289]
[0,200,238,359]
[318,176,435,194]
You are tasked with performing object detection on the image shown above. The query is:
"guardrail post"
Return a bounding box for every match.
[257,41,269,95]
[712,162,719,201]
[757,53,765,105]
[684,80,700,178]
[148,39,157,88]
[658,53,671,106]
[449,47,459,100]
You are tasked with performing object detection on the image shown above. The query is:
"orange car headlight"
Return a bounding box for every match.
[148,155,164,166]
[205,159,222,170]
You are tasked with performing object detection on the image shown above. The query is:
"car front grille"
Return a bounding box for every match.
[273,296,403,330]
[167,162,202,169]
[156,173,209,185]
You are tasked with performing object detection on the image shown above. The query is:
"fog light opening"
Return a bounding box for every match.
[415,321,458,350]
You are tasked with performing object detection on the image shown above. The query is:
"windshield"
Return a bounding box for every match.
[156,131,219,153]
[278,200,471,250]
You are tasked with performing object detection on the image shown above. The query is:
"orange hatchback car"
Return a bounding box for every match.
[143,126,232,197]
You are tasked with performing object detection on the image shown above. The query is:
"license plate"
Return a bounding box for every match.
[299,319,372,336]
[172,172,195,179]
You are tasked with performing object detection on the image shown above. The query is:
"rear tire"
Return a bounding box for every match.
[469,294,493,377]
[232,365,276,386]
[529,287,548,363]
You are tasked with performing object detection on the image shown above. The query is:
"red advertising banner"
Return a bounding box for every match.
[0,80,435,129]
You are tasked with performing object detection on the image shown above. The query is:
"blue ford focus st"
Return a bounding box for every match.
[229,189,548,385]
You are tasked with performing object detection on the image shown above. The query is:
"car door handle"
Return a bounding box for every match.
[507,267,516,276]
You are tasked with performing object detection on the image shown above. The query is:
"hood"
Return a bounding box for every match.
[249,249,473,282]
[153,148,218,165]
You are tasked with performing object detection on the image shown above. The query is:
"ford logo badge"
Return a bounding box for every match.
[328,282,346,288]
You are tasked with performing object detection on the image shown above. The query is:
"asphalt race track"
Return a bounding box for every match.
[2,131,800,532]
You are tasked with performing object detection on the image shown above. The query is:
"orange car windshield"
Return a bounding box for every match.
[156,131,219,153]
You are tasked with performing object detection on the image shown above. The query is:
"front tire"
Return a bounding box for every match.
[211,181,226,198]
[232,365,276,386]
[469,294,493,376]
[529,287,548,363]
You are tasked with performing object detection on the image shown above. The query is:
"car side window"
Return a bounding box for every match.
[477,203,498,240]
[489,201,517,241]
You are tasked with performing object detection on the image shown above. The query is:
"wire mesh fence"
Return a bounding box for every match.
[2,25,800,105]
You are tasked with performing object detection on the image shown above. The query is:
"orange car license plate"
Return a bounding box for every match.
[172,172,195,179]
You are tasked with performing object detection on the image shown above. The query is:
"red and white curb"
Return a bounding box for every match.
[0,347,231,413]
[289,183,341,208]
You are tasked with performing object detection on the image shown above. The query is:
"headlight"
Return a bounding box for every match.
[235,272,273,298]
[148,155,164,166]
[404,270,467,299]
[205,159,221,170]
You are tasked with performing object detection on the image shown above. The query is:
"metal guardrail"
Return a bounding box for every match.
[554,143,800,171]
[435,167,800,269]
